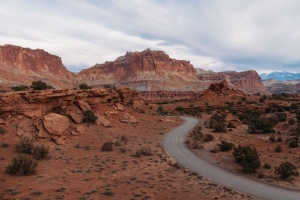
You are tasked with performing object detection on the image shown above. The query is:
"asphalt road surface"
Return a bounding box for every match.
[163,116,300,200]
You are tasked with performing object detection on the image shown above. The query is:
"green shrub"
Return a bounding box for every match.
[175,106,183,111]
[11,85,29,91]
[15,138,34,154]
[83,110,98,124]
[53,107,66,115]
[263,163,271,169]
[219,141,234,152]
[30,80,52,90]
[102,142,113,151]
[79,83,92,89]
[227,122,236,128]
[277,137,283,142]
[289,140,298,148]
[275,162,299,179]
[269,135,276,143]
[136,147,152,157]
[1,143,10,148]
[0,127,6,135]
[203,134,214,142]
[274,145,283,153]
[31,145,49,160]
[121,135,128,143]
[5,154,38,176]
[233,145,261,174]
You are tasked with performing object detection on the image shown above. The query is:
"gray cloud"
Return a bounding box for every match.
[0,0,300,73]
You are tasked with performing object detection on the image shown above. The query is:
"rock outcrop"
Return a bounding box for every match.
[0,44,76,89]
[197,69,270,95]
[77,49,203,91]
[262,79,300,94]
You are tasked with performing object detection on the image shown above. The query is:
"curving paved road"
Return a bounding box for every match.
[163,116,300,200]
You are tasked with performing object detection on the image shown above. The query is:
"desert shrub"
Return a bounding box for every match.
[114,140,122,147]
[274,145,283,153]
[83,110,98,124]
[275,113,287,122]
[15,138,34,154]
[219,141,234,152]
[119,148,127,153]
[101,142,113,151]
[1,143,10,148]
[53,106,65,115]
[269,135,276,143]
[121,135,128,143]
[277,136,283,142]
[11,85,29,91]
[0,127,6,135]
[275,162,299,179]
[227,122,236,128]
[175,106,183,111]
[288,118,295,125]
[136,147,152,157]
[31,145,49,160]
[79,83,91,90]
[233,145,261,174]
[5,154,38,176]
[157,106,168,115]
[203,134,214,142]
[30,80,52,90]
[263,163,271,169]
[210,148,219,153]
[289,140,298,148]
[290,103,299,110]
[241,97,247,101]
[84,145,90,150]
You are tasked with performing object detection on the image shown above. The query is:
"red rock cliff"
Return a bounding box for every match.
[77,49,202,91]
[0,44,76,89]
[198,70,270,95]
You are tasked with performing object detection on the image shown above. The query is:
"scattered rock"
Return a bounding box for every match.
[23,110,42,118]
[120,113,137,124]
[43,113,70,137]
[96,115,110,127]
[76,125,85,133]
[76,100,91,111]
[114,103,124,111]
[104,111,118,116]
[18,118,34,129]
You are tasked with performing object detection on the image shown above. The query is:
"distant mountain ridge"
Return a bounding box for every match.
[260,71,300,81]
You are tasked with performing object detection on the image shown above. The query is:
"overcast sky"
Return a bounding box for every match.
[1,0,300,74]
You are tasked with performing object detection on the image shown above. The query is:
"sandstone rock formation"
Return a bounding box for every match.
[262,79,300,94]
[120,113,137,124]
[197,69,270,95]
[43,113,70,137]
[77,49,203,91]
[0,44,76,89]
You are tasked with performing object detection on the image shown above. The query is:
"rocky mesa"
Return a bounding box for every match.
[197,69,270,95]
[0,44,76,89]
[77,49,204,91]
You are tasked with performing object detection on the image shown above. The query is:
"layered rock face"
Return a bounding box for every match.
[262,79,300,94]
[197,69,270,95]
[77,49,203,91]
[0,44,76,89]
[0,88,138,144]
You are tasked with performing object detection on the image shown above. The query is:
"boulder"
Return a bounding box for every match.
[76,100,91,111]
[114,103,124,111]
[43,113,70,137]
[96,115,110,127]
[23,110,42,118]
[104,111,118,116]
[76,125,86,133]
[69,111,83,124]
[120,113,137,124]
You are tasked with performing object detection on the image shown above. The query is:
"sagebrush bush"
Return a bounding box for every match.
[15,138,34,154]
[79,83,92,89]
[219,140,234,152]
[289,140,298,148]
[5,154,38,176]
[11,85,29,91]
[121,135,128,143]
[83,110,98,124]
[31,145,49,160]
[0,127,6,135]
[102,142,113,151]
[203,134,214,142]
[30,80,52,90]
[269,135,276,143]
[263,163,271,169]
[136,147,152,157]
[274,145,283,153]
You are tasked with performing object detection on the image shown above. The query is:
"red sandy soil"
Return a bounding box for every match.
[0,106,254,200]
[190,112,300,190]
